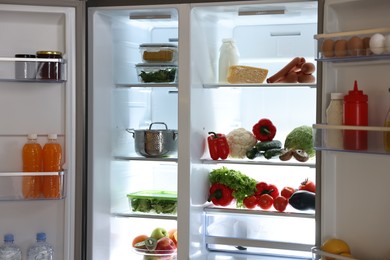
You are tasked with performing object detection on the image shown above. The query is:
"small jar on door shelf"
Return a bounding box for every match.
[36,51,63,80]
[15,54,37,79]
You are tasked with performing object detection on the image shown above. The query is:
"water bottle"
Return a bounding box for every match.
[218,38,239,83]
[0,234,22,260]
[42,134,62,199]
[22,134,43,199]
[27,233,53,260]
[343,80,368,150]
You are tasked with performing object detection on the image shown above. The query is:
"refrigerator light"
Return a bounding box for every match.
[238,9,285,16]
[129,14,171,20]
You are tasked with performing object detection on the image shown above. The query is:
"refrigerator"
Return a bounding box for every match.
[0,1,85,260]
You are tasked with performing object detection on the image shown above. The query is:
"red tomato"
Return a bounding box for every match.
[243,195,258,209]
[299,179,316,193]
[281,186,295,199]
[273,196,288,212]
[257,194,274,210]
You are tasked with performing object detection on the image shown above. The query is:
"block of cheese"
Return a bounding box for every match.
[227,65,268,84]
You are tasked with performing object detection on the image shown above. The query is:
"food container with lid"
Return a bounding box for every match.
[36,50,63,80]
[136,63,178,83]
[140,43,177,63]
[14,54,37,79]
[127,190,177,214]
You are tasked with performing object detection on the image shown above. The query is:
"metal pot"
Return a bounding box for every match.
[126,122,178,158]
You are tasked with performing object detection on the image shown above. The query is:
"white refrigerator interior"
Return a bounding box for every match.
[88,1,319,259]
[0,3,76,260]
[316,0,390,259]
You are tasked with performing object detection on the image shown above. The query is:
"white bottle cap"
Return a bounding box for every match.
[48,134,57,139]
[27,134,38,140]
[330,93,344,100]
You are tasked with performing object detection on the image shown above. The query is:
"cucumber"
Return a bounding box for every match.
[263,148,282,159]
[256,140,282,152]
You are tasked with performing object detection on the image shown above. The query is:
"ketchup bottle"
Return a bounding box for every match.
[343,80,368,150]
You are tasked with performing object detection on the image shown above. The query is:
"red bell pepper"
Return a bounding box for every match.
[208,183,234,206]
[207,132,230,160]
[252,118,277,142]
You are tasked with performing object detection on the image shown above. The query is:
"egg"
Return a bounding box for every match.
[334,39,348,57]
[369,33,385,54]
[347,36,363,56]
[321,39,335,57]
[384,34,390,53]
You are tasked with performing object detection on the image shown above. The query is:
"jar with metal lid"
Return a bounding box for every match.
[36,51,63,80]
[15,54,37,79]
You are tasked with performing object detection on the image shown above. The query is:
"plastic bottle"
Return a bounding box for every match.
[343,80,368,150]
[384,88,390,152]
[326,93,344,149]
[0,234,22,260]
[218,38,239,83]
[22,134,43,199]
[42,134,62,199]
[27,233,53,260]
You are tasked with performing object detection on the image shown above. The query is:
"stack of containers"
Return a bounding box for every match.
[136,43,178,83]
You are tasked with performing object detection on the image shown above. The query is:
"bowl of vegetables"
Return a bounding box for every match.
[136,63,177,83]
[127,190,177,214]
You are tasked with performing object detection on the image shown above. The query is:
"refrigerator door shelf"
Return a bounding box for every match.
[312,247,358,260]
[0,171,66,201]
[0,57,67,82]
[313,124,390,155]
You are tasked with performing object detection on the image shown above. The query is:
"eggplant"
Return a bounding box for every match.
[289,190,315,211]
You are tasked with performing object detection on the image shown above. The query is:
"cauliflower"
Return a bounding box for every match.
[284,125,315,157]
[226,128,257,158]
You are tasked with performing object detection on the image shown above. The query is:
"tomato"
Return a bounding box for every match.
[243,195,258,209]
[257,194,274,210]
[255,182,279,199]
[273,196,288,212]
[281,186,295,199]
[299,178,316,193]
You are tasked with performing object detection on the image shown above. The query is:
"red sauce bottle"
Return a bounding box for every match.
[343,80,368,150]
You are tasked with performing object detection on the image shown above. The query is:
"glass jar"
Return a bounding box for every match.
[15,54,36,79]
[36,51,63,80]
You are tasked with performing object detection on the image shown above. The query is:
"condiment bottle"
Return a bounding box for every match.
[326,92,344,149]
[343,80,368,150]
[384,87,390,152]
[218,38,239,83]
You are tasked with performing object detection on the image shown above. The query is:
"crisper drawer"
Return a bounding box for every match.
[204,207,315,258]
[0,171,66,200]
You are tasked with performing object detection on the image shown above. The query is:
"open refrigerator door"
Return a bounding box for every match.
[312,0,390,259]
[0,2,81,260]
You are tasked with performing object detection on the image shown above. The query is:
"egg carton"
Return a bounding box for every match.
[314,27,390,61]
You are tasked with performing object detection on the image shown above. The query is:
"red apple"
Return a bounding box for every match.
[155,237,177,254]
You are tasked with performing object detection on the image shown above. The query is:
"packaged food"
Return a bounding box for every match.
[140,43,177,63]
[127,190,177,214]
[136,63,177,83]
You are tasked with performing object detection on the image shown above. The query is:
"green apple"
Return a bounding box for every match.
[150,227,168,240]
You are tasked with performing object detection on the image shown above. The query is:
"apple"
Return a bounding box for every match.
[155,237,177,254]
[150,227,168,240]
[168,229,178,246]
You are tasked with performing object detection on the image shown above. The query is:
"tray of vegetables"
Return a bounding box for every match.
[127,190,177,214]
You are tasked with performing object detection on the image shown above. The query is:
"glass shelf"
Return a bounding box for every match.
[313,124,390,155]
[112,211,177,220]
[114,155,178,162]
[116,83,178,88]
[0,171,66,201]
[201,158,315,168]
[203,83,316,88]
[312,247,358,260]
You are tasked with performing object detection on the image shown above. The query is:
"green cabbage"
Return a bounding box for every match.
[284,125,315,157]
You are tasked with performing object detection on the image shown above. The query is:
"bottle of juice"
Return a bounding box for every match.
[42,134,62,199]
[384,88,390,152]
[22,134,42,199]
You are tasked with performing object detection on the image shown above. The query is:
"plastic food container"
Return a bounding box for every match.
[136,63,178,83]
[127,190,177,214]
[140,43,177,63]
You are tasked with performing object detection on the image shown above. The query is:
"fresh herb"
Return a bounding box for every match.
[139,68,177,83]
[209,166,257,207]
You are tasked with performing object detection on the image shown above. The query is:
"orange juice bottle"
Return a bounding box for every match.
[42,134,62,198]
[22,134,42,198]
[384,88,390,152]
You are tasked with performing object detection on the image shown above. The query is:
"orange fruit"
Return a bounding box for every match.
[321,238,350,255]
[132,234,149,249]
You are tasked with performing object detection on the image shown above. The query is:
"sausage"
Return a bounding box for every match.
[267,57,305,83]
[276,72,298,83]
[297,72,315,83]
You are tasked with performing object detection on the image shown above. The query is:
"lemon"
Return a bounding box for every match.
[321,238,351,255]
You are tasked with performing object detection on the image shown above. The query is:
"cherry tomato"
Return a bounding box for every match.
[299,178,316,193]
[281,186,295,199]
[243,195,258,209]
[273,196,288,212]
[258,194,274,210]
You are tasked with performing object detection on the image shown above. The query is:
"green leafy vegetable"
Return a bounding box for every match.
[139,68,177,83]
[130,198,177,214]
[209,166,257,207]
[284,125,315,157]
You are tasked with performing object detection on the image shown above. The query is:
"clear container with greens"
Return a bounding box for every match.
[127,190,177,214]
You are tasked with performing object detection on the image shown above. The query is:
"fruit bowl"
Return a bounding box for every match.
[132,247,177,260]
